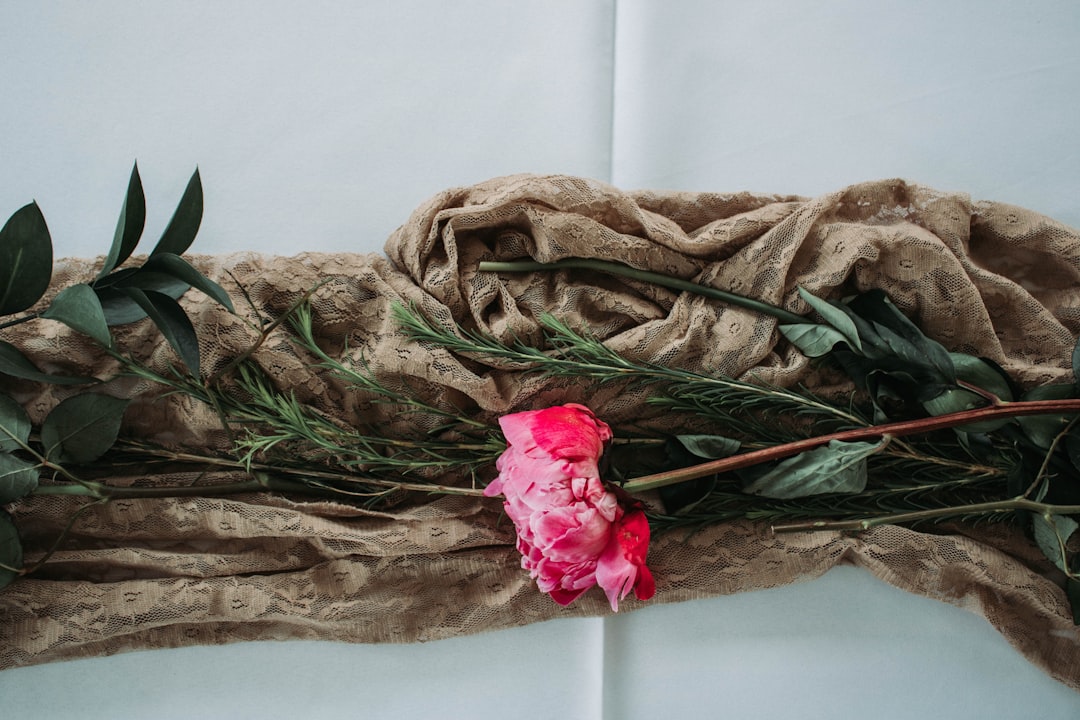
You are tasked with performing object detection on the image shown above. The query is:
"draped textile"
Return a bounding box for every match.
[2,175,1078,688]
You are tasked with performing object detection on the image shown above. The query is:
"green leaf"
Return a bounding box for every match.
[847,290,956,384]
[922,355,1015,433]
[923,386,1011,433]
[41,283,112,346]
[95,272,189,326]
[0,340,97,385]
[40,392,129,464]
[1032,513,1078,574]
[0,453,38,503]
[1067,578,1080,625]
[0,393,31,452]
[1018,383,1078,449]
[920,354,1010,431]
[120,288,201,375]
[141,253,234,312]
[673,434,741,460]
[0,510,22,590]
[97,162,146,278]
[797,287,863,352]
[1073,333,1080,395]
[951,353,1014,402]
[743,438,887,499]
[0,202,52,315]
[778,323,850,358]
[151,168,202,257]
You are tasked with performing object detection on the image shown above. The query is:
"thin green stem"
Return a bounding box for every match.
[0,311,41,331]
[771,497,1080,532]
[478,259,806,324]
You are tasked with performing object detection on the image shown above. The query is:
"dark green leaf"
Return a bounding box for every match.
[1073,333,1080,395]
[743,438,887,499]
[778,323,849,358]
[1067,578,1080,626]
[141,253,234,312]
[0,393,31,452]
[121,288,201,375]
[151,168,202,257]
[951,353,1014,402]
[926,391,1011,433]
[923,388,985,416]
[96,273,188,326]
[0,453,38,503]
[97,162,146,278]
[0,340,96,385]
[1032,512,1078,574]
[0,510,22,590]
[0,202,52,315]
[922,355,1015,432]
[659,476,717,516]
[1066,432,1080,476]
[41,284,112,346]
[846,290,956,384]
[673,435,741,460]
[40,392,129,464]
[1018,383,1078,449]
[872,320,955,386]
[797,287,862,351]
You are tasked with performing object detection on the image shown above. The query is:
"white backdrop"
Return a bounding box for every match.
[2,2,1080,718]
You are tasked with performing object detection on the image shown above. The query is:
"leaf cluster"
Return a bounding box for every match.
[0,163,233,382]
[0,164,234,587]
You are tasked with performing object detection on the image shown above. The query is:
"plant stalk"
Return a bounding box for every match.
[771,497,1080,533]
[478,259,806,324]
[621,397,1080,492]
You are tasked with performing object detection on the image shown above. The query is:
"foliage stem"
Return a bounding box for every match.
[622,397,1080,493]
[478,259,806,324]
[771,498,1080,532]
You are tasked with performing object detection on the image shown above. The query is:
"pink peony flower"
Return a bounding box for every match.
[484,403,655,610]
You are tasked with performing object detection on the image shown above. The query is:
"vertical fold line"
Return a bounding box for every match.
[605,0,620,186]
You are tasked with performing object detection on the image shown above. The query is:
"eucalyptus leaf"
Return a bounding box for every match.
[0,393,31,452]
[41,283,112,346]
[151,168,202,257]
[674,434,741,460]
[0,510,22,590]
[97,162,146,278]
[778,323,849,358]
[0,201,52,315]
[1032,513,1078,574]
[0,340,96,385]
[0,453,39,503]
[120,288,201,375]
[40,392,129,464]
[743,438,887,499]
[141,253,234,312]
[797,287,862,352]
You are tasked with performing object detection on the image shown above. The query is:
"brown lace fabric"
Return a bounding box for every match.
[1,175,1078,687]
